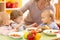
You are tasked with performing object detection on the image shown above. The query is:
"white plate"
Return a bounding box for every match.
[56,33,60,38]
[43,30,59,36]
[8,32,24,38]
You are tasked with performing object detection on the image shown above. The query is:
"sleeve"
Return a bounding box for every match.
[39,23,45,27]
[10,22,18,28]
[51,22,59,30]
[54,23,59,30]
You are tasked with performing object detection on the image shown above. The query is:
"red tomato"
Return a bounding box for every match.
[6,2,11,8]
[11,3,15,8]
[11,2,18,8]
[15,2,18,8]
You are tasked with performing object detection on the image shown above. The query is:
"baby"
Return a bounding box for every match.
[0,12,14,35]
[31,10,59,30]
[10,10,25,31]
[39,10,59,30]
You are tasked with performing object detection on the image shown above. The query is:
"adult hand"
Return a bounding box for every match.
[30,23,38,27]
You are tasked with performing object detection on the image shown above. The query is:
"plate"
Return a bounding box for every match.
[43,30,59,36]
[8,32,24,38]
[56,33,60,38]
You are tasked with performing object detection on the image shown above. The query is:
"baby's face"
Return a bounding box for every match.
[3,14,10,25]
[41,11,51,24]
[14,16,23,23]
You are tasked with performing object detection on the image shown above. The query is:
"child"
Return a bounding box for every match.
[0,12,10,25]
[0,13,14,36]
[39,10,59,30]
[10,10,25,31]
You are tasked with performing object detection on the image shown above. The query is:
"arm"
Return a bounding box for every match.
[10,0,32,16]
[17,0,33,13]
[53,23,59,30]
[39,24,51,30]
[30,23,38,27]
[14,20,24,31]
[49,22,59,30]
[38,24,45,30]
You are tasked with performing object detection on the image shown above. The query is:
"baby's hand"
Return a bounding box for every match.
[37,26,48,30]
[30,23,38,27]
[14,27,19,32]
[44,25,52,30]
[36,26,42,32]
[13,24,22,32]
[37,26,41,29]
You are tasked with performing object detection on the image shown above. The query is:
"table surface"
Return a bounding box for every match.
[0,32,57,40]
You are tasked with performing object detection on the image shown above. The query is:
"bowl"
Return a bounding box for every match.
[8,32,24,38]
